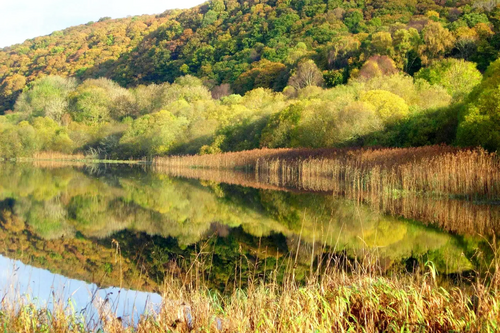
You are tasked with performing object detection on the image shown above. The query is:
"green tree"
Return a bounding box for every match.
[457,58,500,151]
[415,59,482,101]
[15,76,76,123]
[369,32,394,56]
[393,28,421,72]
[344,10,364,33]
[69,78,133,124]
[120,110,189,157]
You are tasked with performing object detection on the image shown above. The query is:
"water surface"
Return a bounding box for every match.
[0,163,497,319]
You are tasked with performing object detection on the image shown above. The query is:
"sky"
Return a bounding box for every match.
[0,0,206,48]
[0,255,162,324]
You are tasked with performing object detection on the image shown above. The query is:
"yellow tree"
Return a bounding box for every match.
[361,90,410,124]
[418,22,455,64]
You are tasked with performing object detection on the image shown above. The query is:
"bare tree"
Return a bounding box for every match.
[473,0,499,12]
[288,60,324,90]
[211,83,233,99]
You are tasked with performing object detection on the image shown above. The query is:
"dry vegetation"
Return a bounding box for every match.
[9,151,146,166]
[3,146,500,332]
[154,145,500,236]
[155,145,500,200]
[1,257,500,333]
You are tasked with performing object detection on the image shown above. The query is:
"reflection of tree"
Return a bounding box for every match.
[0,163,486,285]
[17,199,74,240]
[0,201,158,292]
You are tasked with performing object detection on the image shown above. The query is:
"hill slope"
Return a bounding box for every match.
[1,0,499,113]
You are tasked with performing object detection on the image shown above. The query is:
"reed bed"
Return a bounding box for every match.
[256,147,500,201]
[32,151,87,161]
[1,261,499,332]
[154,146,500,236]
[11,151,146,165]
[154,146,500,200]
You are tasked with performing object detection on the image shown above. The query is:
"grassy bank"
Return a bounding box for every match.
[1,263,499,332]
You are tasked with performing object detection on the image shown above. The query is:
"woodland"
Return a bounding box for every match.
[0,0,499,158]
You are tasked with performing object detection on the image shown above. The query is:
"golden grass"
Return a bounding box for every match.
[10,151,146,166]
[154,145,500,236]
[33,151,87,161]
[1,261,499,333]
[155,146,500,199]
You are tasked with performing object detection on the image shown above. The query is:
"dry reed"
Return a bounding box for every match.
[154,145,500,236]
[154,146,500,200]
[2,259,499,332]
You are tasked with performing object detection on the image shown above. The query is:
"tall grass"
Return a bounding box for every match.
[12,151,146,165]
[32,151,88,161]
[1,254,500,332]
[153,146,500,236]
[155,146,500,200]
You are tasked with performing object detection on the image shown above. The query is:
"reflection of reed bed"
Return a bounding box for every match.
[156,165,500,236]
[156,145,500,199]
[373,195,500,236]
[153,166,331,193]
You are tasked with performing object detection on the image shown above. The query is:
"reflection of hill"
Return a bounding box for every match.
[0,163,488,289]
[156,166,500,236]
[0,204,159,292]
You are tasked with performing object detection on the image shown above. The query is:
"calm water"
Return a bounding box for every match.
[0,163,498,321]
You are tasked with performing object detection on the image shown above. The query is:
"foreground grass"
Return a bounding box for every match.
[1,266,499,333]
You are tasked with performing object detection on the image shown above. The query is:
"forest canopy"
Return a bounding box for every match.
[0,0,499,158]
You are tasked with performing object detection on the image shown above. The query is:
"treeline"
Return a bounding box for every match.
[1,0,499,113]
[0,56,498,159]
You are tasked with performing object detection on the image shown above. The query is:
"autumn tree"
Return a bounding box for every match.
[211,83,233,99]
[418,22,456,64]
[234,60,288,94]
[288,60,324,90]
[356,56,399,80]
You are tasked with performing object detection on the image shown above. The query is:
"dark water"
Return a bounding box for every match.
[0,163,497,322]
